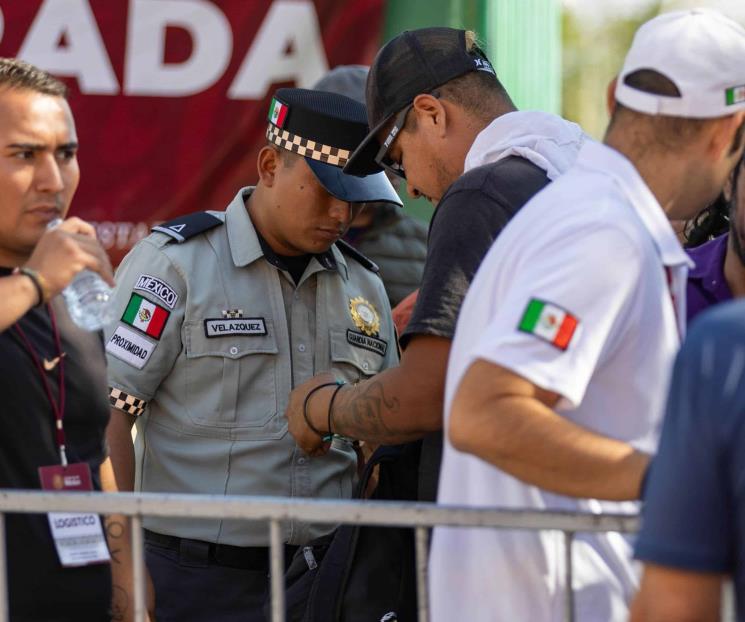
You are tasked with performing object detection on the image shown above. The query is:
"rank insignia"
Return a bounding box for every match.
[222,309,244,319]
[349,296,380,337]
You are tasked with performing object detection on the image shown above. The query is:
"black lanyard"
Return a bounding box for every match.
[13,305,68,465]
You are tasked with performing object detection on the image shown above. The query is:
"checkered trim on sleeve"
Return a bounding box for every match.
[266,124,350,167]
[109,387,147,417]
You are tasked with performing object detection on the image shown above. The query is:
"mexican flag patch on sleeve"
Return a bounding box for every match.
[122,293,170,340]
[518,298,578,351]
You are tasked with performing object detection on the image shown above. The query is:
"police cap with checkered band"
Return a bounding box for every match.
[266,88,402,206]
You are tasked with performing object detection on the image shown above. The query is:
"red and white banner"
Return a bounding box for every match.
[0,0,385,263]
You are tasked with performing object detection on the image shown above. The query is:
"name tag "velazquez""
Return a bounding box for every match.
[204,318,267,337]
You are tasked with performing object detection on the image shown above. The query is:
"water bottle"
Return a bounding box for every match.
[47,218,115,331]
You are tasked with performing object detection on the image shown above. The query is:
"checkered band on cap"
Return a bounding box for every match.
[109,387,147,417]
[267,124,350,167]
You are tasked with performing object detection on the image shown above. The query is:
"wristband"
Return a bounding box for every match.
[302,381,342,441]
[12,266,51,307]
[327,382,346,439]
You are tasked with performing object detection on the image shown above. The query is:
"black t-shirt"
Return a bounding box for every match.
[401,156,551,501]
[0,268,112,620]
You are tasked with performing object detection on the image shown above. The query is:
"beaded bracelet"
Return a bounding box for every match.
[302,381,343,441]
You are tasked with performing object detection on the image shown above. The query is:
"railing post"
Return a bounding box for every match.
[269,519,285,622]
[415,526,430,622]
[131,514,147,622]
[564,531,575,622]
[722,579,736,621]
[0,513,7,622]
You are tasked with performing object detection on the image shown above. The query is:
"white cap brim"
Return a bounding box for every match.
[616,9,745,119]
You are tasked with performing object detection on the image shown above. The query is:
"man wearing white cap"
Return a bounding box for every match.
[430,9,745,622]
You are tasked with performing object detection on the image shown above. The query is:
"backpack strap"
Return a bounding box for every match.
[307,448,404,621]
[152,211,224,243]
[307,524,360,622]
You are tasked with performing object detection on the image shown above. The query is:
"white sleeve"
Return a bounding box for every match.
[470,223,644,408]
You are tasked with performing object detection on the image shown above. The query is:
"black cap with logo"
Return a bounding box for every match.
[266,87,402,206]
[343,27,496,176]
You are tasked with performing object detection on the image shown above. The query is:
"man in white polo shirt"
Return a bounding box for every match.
[430,10,745,622]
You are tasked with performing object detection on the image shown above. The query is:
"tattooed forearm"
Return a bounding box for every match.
[110,585,129,621]
[105,515,134,620]
[333,380,400,442]
[106,518,125,565]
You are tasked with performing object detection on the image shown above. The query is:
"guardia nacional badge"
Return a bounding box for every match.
[349,296,380,336]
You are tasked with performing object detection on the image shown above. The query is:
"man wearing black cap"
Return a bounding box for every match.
[313,65,428,308]
[104,88,401,621]
[286,27,584,501]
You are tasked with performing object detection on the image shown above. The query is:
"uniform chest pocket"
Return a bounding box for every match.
[329,328,385,383]
[184,320,279,434]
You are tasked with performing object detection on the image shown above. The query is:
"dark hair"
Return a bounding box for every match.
[685,158,745,247]
[685,194,730,247]
[265,142,298,167]
[437,31,514,120]
[439,70,514,120]
[0,58,67,98]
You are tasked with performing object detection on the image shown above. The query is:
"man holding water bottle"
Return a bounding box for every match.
[0,58,144,621]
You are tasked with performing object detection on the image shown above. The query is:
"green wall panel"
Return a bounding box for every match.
[381,0,561,223]
[486,0,561,114]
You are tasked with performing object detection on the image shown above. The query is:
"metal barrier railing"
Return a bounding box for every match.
[0,490,640,622]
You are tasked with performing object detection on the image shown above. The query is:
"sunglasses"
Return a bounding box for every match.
[374,91,440,180]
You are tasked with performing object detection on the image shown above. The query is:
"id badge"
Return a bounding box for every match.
[38,462,111,567]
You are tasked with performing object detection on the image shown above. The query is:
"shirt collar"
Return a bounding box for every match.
[576,142,693,269]
[225,186,347,277]
[226,187,263,268]
[687,232,729,281]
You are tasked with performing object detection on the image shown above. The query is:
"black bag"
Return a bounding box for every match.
[274,442,421,622]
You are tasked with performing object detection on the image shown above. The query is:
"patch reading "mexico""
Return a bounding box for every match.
[106,326,155,369]
[204,318,267,338]
[134,274,179,309]
[346,329,387,356]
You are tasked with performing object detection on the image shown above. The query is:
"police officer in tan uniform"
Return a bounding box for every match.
[104,88,401,621]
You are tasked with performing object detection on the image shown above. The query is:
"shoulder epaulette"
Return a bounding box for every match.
[152,212,224,243]
[335,239,380,273]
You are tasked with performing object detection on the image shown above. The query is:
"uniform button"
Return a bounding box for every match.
[298,344,306,352]
[230,346,239,355]
[298,457,306,465]
[362,361,369,370]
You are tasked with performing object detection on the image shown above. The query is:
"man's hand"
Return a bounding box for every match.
[286,372,336,456]
[24,216,114,297]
